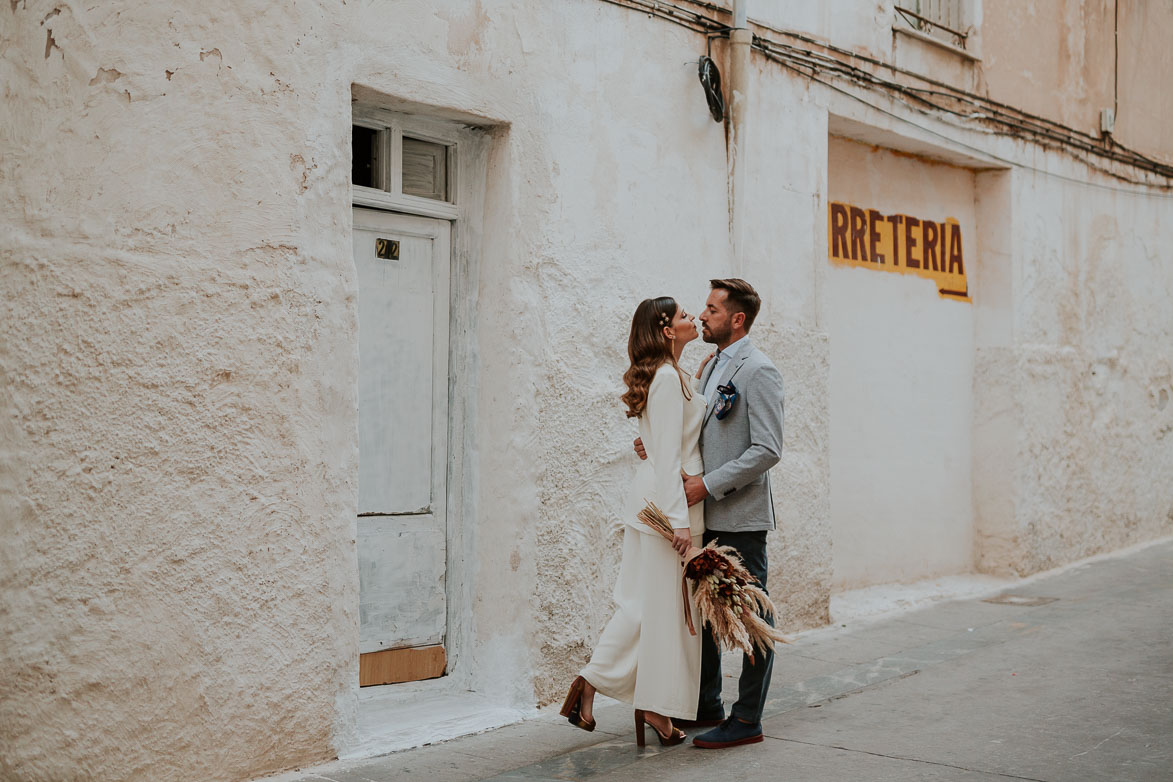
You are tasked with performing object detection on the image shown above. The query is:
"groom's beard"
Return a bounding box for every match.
[702,325,730,345]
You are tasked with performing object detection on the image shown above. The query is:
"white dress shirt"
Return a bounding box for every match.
[702,335,749,403]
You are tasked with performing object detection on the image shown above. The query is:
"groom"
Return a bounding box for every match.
[637,278,784,748]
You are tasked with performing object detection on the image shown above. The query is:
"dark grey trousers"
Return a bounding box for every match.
[697,529,774,724]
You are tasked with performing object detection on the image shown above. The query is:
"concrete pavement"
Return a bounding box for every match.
[268,539,1172,782]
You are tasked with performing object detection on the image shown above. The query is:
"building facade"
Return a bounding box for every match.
[2,1,1171,779]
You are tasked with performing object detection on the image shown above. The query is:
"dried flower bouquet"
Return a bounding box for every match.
[637,500,787,663]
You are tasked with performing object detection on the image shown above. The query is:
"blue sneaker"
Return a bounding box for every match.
[692,716,764,748]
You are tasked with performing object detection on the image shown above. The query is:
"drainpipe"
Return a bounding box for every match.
[727,0,751,274]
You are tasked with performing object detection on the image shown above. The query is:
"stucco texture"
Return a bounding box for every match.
[972,170,1173,576]
[1,2,359,779]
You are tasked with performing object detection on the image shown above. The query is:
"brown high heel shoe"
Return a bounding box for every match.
[559,676,596,732]
[634,709,686,747]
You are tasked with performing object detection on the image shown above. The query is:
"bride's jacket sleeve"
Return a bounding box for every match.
[644,366,690,530]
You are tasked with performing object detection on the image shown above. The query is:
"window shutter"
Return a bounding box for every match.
[402,137,448,201]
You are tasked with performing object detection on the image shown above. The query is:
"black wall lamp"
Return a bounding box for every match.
[698,54,725,123]
[698,31,729,123]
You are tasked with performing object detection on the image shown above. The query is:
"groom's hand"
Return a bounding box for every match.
[633,437,647,460]
[682,473,709,507]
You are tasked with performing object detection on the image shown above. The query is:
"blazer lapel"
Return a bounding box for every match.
[700,354,719,392]
[703,341,753,427]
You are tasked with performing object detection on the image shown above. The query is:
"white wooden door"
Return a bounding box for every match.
[353,209,450,670]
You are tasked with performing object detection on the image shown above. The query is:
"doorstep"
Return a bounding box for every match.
[342,677,534,760]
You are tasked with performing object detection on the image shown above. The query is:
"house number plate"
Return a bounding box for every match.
[375,238,399,260]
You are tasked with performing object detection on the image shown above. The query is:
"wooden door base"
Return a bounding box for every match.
[359,645,447,687]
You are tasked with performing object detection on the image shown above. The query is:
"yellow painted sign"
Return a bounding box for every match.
[828,201,970,302]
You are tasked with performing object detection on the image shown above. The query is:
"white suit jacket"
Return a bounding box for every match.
[625,363,706,537]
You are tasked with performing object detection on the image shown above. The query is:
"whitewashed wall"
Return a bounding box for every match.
[1,2,363,779]
[0,2,825,778]
[973,165,1173,575]
[2,1,1170,781]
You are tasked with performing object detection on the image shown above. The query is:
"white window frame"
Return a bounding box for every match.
[352,106,460,221]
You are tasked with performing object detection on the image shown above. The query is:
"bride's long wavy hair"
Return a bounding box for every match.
[621,296,692,418]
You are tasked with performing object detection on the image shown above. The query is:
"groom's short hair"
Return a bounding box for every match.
[710,278,761,331]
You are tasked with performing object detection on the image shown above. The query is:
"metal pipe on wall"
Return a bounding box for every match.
[728,0,750,273]
[733,0,747,28]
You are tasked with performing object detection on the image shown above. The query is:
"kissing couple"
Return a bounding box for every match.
[561,278,786,749]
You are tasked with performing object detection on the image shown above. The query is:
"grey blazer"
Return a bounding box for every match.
[699,338,785,533]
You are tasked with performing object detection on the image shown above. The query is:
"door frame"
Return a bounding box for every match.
[349,104,490,687]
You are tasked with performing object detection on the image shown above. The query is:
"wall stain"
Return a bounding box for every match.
[89,67,123,86]
[289,154,316,194]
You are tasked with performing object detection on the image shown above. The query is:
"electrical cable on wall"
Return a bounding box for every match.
[598,0,1173,190]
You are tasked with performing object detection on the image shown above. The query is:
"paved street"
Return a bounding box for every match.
[270,540,1172,782]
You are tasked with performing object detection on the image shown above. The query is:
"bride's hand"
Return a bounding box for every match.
[672,528,692,558]
[695,351,716,379]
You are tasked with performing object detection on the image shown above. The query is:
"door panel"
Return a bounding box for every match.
[353,209,450,665]
[357,515,445,652]
[354,228,435,514]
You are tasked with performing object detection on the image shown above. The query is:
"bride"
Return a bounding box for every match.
[560,296,709,747]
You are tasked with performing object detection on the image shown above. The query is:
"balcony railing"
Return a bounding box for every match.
[894,4,969,50]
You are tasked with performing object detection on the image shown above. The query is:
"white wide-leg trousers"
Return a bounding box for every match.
[581,526,702,720]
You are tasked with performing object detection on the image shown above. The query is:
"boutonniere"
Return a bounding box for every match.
[713,381,739,420]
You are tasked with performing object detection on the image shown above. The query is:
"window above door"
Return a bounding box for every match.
[352,106,460,220]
